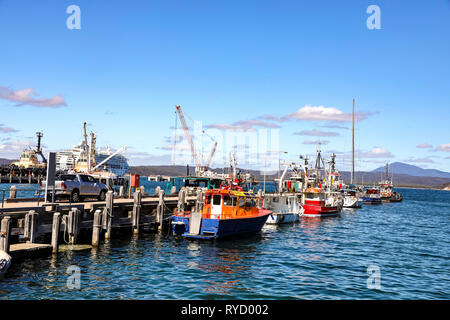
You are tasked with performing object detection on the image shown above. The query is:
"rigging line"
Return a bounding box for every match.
[173,111,178,165]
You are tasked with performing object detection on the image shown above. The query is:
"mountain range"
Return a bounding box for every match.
[372,162,450,179]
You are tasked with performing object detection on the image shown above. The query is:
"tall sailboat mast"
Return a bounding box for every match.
[351,99,355,184]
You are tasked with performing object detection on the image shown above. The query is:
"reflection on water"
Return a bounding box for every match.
[1,188,449,299]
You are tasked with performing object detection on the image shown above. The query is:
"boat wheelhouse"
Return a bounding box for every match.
[171,187,271,239]
[167,176,226,193]
[362,186,382,204]
[263,194,304,224]
[301,187,340,217]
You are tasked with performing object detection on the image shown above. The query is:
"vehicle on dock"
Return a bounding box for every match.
[301,188,340,217]
[263,193,304,224]
[362,186,382,205]
[171,186,271,239]
[40,173,109,202]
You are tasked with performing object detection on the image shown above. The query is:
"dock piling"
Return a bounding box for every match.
[132,189,142,234]
[24,210,39,244]
[104,191,114,240]
[51,212,61,253]
[0,216,12,253]
[157,190,165,231]
[68,208,80,244]
[92,209,102,247]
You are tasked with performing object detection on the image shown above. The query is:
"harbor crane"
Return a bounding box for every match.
[175,105,218,175]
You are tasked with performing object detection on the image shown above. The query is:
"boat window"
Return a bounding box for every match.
[206,195,211,204]
[223,195,234,206]
[273,197,279,203]
[212,195,221,205]
[306,193,316,199]
[238,197,246,207]
[245,198,252,209]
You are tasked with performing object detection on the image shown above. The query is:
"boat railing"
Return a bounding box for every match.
[0,188,45,208]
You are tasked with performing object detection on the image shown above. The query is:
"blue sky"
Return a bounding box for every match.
[0,0,449,172]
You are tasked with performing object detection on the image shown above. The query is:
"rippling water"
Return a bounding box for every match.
[1,188,449,299]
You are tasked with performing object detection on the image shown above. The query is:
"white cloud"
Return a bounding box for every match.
[416,143,432,149]
[0,124,19,133]
[302,140,330,145]
[283,105,374,122]
[0,86,67,108]
[205,119,280,131]
[293,129,340,137]
[0,139,35,159]
[435,143,450,152]
[358,147,394,158]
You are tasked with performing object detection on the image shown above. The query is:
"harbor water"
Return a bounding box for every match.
[0,188,449,299]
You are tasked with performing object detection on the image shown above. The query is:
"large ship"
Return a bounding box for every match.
[56,123,129,178]
[10,132,47,170]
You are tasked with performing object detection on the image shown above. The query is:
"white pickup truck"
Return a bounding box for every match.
[40,173,110,202]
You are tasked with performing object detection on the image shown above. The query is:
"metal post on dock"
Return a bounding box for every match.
[92,209,102,247]
[24,210,39,244]
[104,190,114,240]
[9,185,17,199]
[68,208,80,244]
[0,216,12,253]
[119,186,125,198]
[157,190,165,231]
[132,189,142,235]
[154,186,161,196]
[51,212,61,253]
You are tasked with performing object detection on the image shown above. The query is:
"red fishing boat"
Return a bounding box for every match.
[301,187,340,217]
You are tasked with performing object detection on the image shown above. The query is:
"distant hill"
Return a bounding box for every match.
[0,158,14,166]
[373,162,450,179]
[130,165,450,188]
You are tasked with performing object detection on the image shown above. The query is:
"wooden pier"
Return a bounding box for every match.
[0,188,199,261]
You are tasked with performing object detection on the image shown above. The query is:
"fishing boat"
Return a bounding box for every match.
[379,163,403,202]
[341,188,362,208]
[171,185,271,239]
[0,250,11,280]
[10,132,46,170]
[301,187,340,217]
[263,194,304,224]
[362,186,382,204]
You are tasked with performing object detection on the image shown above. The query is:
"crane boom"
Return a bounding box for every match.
[175,105,200,168]
[205,141,218,168]
[92,146,127,171]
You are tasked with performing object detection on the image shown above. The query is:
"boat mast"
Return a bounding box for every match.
[351,99,355,185]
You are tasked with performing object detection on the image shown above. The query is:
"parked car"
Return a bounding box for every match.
[40,173,110,202]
